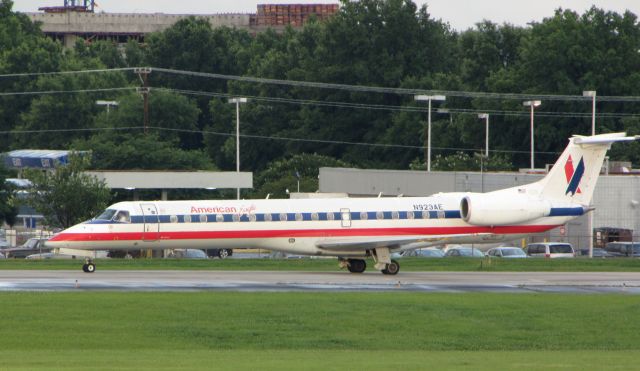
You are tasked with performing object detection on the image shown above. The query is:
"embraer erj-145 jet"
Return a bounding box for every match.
[47,133,637,274]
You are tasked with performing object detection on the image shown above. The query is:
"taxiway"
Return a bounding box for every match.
[1,270,640,293]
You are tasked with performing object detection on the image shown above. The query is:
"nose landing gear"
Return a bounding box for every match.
[82,258,96,273]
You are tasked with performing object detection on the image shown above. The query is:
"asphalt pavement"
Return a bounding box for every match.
[1,270,640,293]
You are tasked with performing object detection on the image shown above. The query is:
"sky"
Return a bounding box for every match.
[12,0,640,31]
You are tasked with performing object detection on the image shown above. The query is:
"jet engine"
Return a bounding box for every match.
[460,193,551,226]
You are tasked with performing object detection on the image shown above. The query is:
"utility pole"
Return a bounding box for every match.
[135,68,151,134]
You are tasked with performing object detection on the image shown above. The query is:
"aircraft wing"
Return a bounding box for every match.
[315,234,487,252]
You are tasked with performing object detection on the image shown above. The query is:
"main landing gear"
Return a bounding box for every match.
[82,258,96,273]
[339,247,401,275]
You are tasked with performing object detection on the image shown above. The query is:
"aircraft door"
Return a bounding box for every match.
[340,208,351,228]
[141,203,160,241]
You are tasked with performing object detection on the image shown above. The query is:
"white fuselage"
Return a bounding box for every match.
[47,196,574,256]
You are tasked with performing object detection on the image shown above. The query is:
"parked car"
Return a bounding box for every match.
[443,247,485,258]
[392,248,444,259]
[3,237,50,259]
[486,247,527,258]
[205,248,233,259]
[414,248,445,258]
[525,242,575,258]
[166,249,208,259]
[26,252,77,260]
[578,248,614,258]
[604,242,640,257]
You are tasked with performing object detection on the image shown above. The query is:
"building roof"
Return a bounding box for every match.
[2,150,82,169]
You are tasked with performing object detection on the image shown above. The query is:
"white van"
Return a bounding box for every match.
[525,242,575,258]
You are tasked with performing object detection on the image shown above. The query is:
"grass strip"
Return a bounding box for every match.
[2,256,640,271]
[2,292,639,369]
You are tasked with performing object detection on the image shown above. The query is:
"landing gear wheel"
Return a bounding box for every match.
[381,260,400,275]
[347,259,366,273]
[218,249,230,259]
[82,258,96,273]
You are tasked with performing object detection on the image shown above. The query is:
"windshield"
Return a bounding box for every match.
[459,248,484,257]
[503,249,525,256]
[550,244,573,253]
[95,209,117,221]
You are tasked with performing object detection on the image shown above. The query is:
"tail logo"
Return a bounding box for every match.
[564,155,585,196]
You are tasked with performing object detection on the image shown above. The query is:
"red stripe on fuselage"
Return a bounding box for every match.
[49,225,557,242]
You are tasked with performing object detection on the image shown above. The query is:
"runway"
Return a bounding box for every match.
[1,270,640,293]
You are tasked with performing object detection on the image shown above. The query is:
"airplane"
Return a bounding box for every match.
[46,132,638,274]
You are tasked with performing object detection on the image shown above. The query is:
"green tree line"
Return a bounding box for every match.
[1,0,640,201]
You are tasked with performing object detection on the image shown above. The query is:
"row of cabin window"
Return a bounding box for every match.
[165,210,445,223]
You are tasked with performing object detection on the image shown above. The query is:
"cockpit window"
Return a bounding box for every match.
[95,209,117,221]
[113,210,130,223]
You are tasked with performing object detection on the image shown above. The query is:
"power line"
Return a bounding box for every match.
[3,66,640,102]
[0,87,136,97]
[151,67,640,102]
[0,125,561,156]
[0,68,135,79]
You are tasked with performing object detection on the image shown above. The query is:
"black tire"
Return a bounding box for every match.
[218,249,230,259]
[82,264,88,273]
[86,263,96,273]
[382,260,400,275]
[347,259,366,273]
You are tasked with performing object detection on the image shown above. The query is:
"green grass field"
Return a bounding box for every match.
[1,292,639,370]
[2,256,640,271]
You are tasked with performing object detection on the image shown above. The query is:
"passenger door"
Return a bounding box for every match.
[141,203,160,241]
[340,208,351,228]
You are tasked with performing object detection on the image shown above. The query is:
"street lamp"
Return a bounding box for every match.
[96,100,118,114]
[228,97,248,200]
[415,95,446,172]
[583,91,597,258]
[523,100,542,170]
[478,113,490,157]
[583,90,596,135]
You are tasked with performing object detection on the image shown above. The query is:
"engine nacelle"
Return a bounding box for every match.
[460,193,551,226]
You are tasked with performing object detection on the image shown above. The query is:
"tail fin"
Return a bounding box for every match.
[536,133,637,205]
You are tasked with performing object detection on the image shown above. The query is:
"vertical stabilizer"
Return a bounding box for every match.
[537,133,636,205]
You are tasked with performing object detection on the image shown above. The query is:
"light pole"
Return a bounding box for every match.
[478,113,490,157]
[583,90,596,135]
[228,97,247,200]
[523,100,541,170]
[96,100,118,114]
[415,95,446,172]
[583,91,596,258]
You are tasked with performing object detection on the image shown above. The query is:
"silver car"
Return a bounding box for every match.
[486,247,527,258]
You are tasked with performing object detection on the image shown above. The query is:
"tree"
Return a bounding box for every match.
[0,163,18,227]
[250,153,350,199]
[0,0,63,149]
[24,154,112,228]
